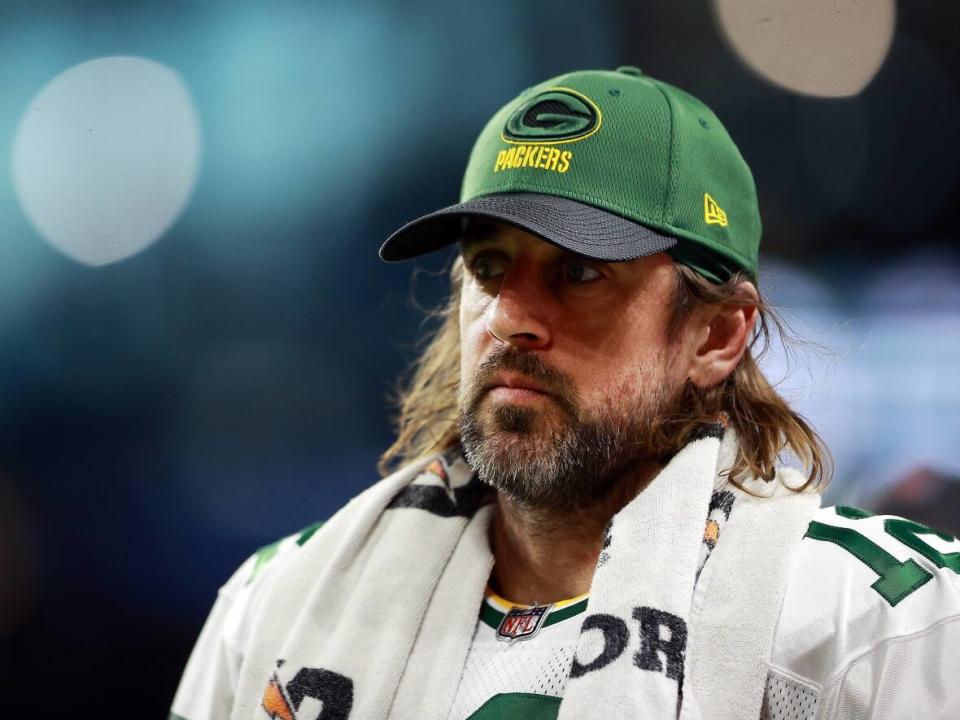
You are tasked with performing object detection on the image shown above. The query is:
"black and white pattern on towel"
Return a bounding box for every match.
[697,490,736,580]
[261,659,354,720]
[569,607,688,685]
[597,518,614,568]
[387,448,492,518]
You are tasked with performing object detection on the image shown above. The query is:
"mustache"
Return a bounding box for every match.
[467,347,580,417]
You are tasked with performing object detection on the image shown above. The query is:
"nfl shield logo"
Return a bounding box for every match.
[496,603,553,642]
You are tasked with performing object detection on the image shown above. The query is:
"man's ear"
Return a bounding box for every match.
[686,282,759,388]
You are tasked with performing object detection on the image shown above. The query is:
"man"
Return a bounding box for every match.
[171,67,960,720]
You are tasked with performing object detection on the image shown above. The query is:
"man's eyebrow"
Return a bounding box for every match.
[457,229,611,265]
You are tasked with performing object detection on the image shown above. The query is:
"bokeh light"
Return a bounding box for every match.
[713,0,896,98]
[759,255,960,504]
[11,56,201,266]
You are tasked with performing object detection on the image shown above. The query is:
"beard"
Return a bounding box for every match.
[457,345,681,514]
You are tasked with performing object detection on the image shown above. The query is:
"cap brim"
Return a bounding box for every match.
[378,192,677,263]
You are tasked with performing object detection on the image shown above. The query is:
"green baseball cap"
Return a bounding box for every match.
[379,66,761,282]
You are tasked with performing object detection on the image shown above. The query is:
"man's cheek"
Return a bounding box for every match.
[603,374,643,404]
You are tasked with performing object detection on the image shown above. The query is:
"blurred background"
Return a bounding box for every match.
[0,0,957,715]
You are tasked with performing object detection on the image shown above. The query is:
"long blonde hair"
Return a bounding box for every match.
[378,257,831,492]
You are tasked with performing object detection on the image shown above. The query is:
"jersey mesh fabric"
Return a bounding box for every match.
[760,671,821,720]
[447,598,584,720]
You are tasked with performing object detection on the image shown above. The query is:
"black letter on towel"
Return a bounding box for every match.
[633,607,687,681]
[569,613,629,678]
[285,667,354,720]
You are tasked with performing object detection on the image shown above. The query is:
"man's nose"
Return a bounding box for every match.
[485,264,551,350]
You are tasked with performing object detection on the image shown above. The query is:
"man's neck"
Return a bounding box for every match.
[488,463,661,605]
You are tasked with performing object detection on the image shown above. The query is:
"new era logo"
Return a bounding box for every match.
[704,193,728,227]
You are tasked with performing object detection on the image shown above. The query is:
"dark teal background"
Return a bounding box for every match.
[0,1,957,716]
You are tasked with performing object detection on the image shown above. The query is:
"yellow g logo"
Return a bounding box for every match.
[502,88,602,145]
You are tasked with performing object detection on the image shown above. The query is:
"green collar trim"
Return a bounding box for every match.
[479,597,589,631]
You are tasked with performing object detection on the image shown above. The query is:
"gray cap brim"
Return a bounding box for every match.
[379,192,677,262]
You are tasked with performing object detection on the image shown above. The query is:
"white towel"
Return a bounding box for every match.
[226,427,819,719]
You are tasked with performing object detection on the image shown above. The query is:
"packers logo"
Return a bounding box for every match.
[502,87,601,145]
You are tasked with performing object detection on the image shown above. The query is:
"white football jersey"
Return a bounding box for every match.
[447,590,586,720]
[764,504,960,719]
[170,506,960,720]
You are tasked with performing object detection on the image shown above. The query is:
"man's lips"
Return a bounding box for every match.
[487,372,552,396]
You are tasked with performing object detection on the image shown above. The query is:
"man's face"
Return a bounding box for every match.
[457,220,690,512]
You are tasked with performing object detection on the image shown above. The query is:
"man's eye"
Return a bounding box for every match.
[470,253,507,279]
[563,261,602,283]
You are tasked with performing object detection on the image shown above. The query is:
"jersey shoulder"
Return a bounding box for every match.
[170,520,328,720]
[244,520,325,588]
[771,504,960,687]
[212,520,327,641]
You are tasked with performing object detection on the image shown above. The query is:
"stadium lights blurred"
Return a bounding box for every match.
[712,0,896,98]
[11,56,201,266]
